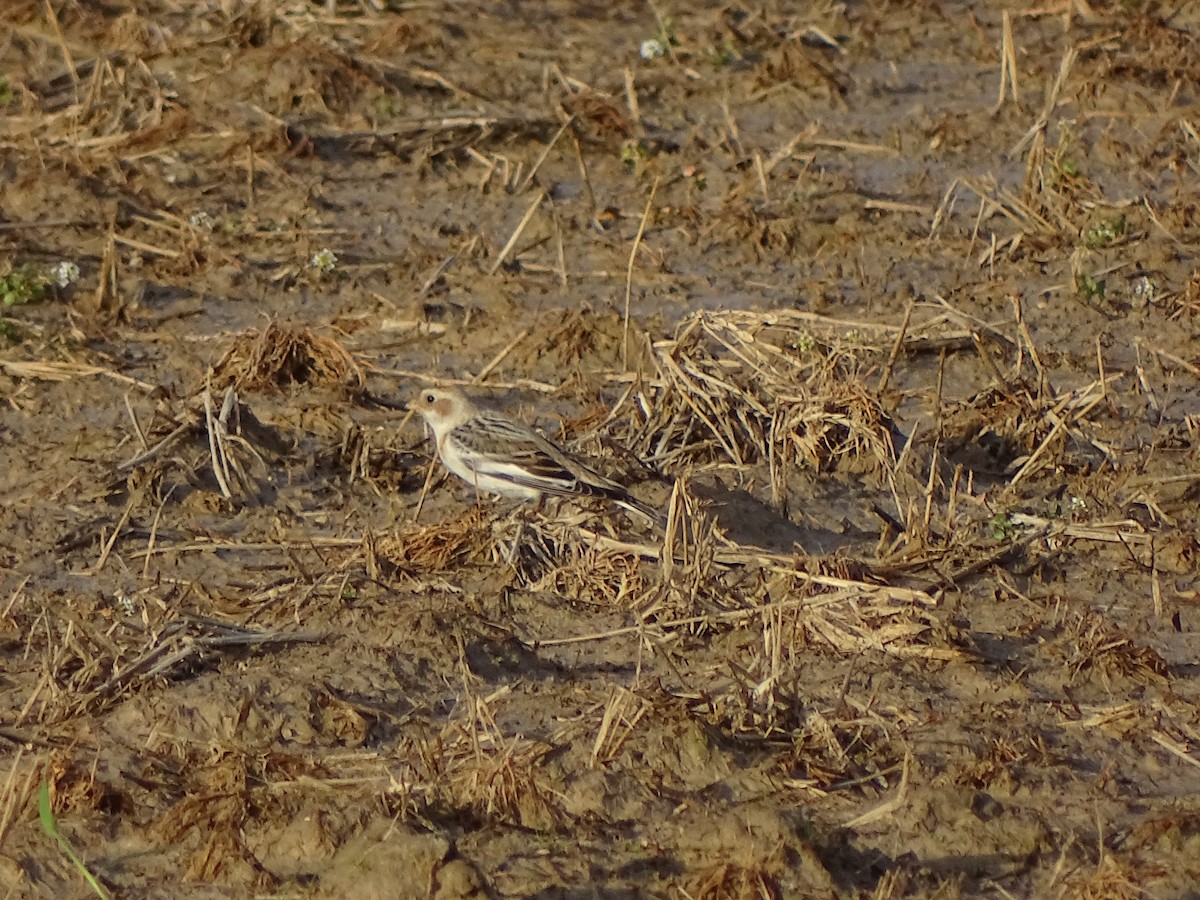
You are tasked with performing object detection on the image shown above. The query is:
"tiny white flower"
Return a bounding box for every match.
[310,248,338,273]
[640,38,666,60]
[52,261,80,287]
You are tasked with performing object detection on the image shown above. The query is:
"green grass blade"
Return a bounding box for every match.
[37,782,112,900]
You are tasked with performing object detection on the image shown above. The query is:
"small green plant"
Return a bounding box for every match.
[0,75,13,106]
[371,93,402,120]
[114,593,139,616]
[791,331,816,354]
[1043,122,1084,189]
[1082,216,1126,249]
[990,513,1015,541]
[1056,157,1079,178]
[1075,272,1105,302]
[1,261,79,307]
[38,783,112,899]
[309,248,338,276]
[706,38,740,69]
[2,267,52,308]
[620,140,653,173]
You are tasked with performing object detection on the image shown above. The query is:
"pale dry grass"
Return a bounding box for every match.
[613,310,898,509]
[404,686,563,831]
[209,322,364,393]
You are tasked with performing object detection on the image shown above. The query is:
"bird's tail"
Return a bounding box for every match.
[616,494,667,530]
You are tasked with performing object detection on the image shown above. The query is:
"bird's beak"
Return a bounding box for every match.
[357,390,409,412]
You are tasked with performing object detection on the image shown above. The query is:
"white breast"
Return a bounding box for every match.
[438,437,544,500]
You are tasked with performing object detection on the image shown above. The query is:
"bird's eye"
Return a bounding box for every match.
[424,393,436,405]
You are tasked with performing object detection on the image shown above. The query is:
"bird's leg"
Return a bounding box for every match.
[504,515,526,569]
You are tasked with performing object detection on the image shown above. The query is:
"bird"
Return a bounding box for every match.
[410,386,663,526]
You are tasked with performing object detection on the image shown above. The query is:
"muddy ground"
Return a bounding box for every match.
[2,1,1200,897]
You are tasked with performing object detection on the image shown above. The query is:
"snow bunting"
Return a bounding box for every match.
[411,386,663,525]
